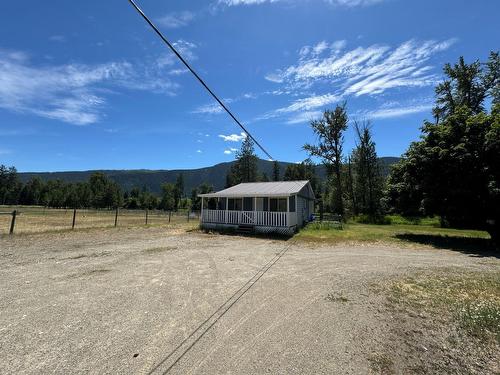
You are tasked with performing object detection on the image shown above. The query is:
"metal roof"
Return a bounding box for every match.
[199,180,314,198]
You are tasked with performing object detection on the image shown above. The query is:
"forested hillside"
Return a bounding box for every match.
[18,157,399,195]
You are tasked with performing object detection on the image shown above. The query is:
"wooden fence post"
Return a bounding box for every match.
[114,207,119,227]
[168,211,171,223]
[9,210,17,235]
[72,208,77,229]
[145,209,148,225]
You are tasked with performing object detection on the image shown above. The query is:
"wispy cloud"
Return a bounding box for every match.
[223,147,239,154]
[325,0,384,6]
[219,0,280,5]
[219,132,247,142]
[0,48,187,125]
[286,110,322,124]
[0,148,12,155]
[261,38,455,124]
[269,39,456,95]
[219,0,385,6]
[361,102,433,119]
[157,11,195,28]
[277,93,341,113]
[193,102,225,115]
[156,40,197,69]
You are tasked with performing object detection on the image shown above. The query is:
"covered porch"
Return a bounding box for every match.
[201,196,297,228]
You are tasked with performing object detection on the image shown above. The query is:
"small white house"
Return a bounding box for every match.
[199,180,315,235]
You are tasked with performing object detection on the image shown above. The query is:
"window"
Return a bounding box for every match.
[270,198,277,212]
[207,198,217,210]
[256,198,264,211]
[270,198,287,212]
[217,198,226,210]
[228,198,243,210]
[243,197,253,211]
[234,198,242,211]
[289,196,296,212]
[278,198,287,212]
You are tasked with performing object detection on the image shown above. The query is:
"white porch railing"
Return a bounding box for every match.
[202,210,292,227]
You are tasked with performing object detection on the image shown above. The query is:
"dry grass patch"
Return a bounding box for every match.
[390,270,500,343]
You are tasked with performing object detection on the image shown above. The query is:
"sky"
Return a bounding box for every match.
[0,0,498,172]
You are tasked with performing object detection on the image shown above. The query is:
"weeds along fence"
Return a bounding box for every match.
[0,207,200,235]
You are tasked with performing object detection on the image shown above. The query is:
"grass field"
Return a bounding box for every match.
[295,218,493,252]
[0,206,199,235]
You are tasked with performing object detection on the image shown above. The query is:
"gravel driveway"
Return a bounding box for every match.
[0,227,498,374]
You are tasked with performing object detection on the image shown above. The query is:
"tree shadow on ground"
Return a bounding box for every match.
[395,233,498,258]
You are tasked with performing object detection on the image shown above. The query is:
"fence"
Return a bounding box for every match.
[0,207,200,235]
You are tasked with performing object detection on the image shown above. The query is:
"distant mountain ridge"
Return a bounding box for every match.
[19,157,400,195]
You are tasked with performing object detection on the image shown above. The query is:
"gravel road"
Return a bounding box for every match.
[0,227,498,374]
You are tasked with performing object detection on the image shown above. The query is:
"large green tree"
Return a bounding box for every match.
[304,104,348,215]
[351,121,384,218]
[225,135,259,187]
[272,160,281,181]
[190,182,213,211]
[387,52,500,241]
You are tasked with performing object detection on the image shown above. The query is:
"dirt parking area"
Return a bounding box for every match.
[1,227,498,374]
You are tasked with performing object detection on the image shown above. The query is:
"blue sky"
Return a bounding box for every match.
[0,0,498,172]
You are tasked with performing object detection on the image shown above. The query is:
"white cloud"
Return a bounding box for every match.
[196,149,202,153]
[0,49,180,125]
[223,147,239,155]
[264,72,284,83]
[173,40,198,61]
[363,103,433,119]
[325,0,384,6]
[259,38,456,123]
[193,103,224,114]
[168,68,189,76]
[277,93,341,113]
[157,11,195,28]
[286,110,322,124]
[0,148,12,155]
[224,150,232,154]
[219,0,384,6]
[219,132,247,142]
[219,0,280,5]
[269,39,456,97]
[156,40,197,69]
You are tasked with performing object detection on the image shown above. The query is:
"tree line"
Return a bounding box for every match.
[0,167,214,211]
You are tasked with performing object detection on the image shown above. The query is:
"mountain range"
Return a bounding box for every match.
[19,157,400,195]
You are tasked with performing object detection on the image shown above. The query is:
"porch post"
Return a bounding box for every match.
[254,196,257,225]
[225,197,228,224]
[200,196,204,223]
[286,195,289,227]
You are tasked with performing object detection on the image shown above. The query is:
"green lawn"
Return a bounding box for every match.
[295,218,492,250]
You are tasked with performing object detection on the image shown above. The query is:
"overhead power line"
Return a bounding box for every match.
[126,0,274,161]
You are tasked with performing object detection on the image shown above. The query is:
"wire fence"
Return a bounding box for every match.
[0,206,200,235]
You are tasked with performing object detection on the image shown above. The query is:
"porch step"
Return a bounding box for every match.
[237,224,255,234]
